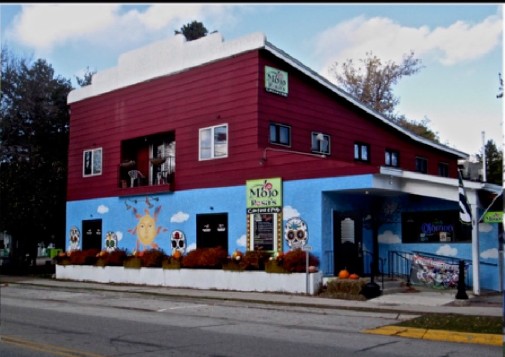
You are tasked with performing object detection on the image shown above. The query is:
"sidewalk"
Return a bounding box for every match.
[1,274,502,346]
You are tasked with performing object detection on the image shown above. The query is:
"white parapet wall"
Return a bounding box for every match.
[55,265,323,295]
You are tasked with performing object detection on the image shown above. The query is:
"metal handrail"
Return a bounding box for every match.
[388,250,413,285]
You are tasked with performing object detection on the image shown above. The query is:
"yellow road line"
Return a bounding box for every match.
[1,335,105,357]
[363,325,502,346]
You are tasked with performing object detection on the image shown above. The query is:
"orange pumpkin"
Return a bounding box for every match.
[338,269,350,279]
[172,250,182,259]
[349,273,359,280]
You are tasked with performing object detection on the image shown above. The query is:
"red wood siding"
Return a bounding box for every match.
[67,48,462,201]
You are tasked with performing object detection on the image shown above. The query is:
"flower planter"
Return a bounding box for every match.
[55,265,323,295]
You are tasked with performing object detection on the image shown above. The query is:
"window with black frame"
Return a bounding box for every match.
[269,122,291,146]
[401,210,470,243]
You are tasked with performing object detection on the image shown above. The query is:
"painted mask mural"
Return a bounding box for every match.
[105,231,118,252]
[69,226,80,252]
[170,230,186,255]
[285,217,308,249]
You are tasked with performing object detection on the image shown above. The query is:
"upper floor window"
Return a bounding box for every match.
[311,132,330,155]
[119,132,175,188]
[83,148,102,177]
[354,142,370,162]
[415,157,428,173]
[438,162,449,177]
[385,149,399,167]
[199,124,228,160]
[269,123,291,146]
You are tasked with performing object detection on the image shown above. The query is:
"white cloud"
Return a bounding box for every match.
[378,230,401,244]
[171,211,189,223]
[315,12,502,78]
[236,234,246,247]
[436,244,457,257]
[10,4,121,51]
[479,223,493,233]
[481,248,498,259]
[283,206,300,220]
[97,205,109,214]
[8,4,235,53]
[115,231,123,241]
[186,243,196,252]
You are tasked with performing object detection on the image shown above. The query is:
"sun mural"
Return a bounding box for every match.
[126,197,168,252]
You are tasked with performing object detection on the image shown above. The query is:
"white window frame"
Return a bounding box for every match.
[83,147,102,177]
[199,124,228,160]
[311,132,331,155]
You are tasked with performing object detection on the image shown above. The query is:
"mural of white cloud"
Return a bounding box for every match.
[478,223,493,233]
[186,243,196,252]
[436,244,457,257]
[283,206,300,220]
[236,234,246,247]
[97,205,109,214]
[171,211,189,223]
[481,248,498,259]
[115,231,123,241]
[378,230,401,244]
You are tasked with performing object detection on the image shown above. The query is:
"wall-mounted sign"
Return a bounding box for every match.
[483,211,503,223]
[265,66,288,97]
[246,177,282,212]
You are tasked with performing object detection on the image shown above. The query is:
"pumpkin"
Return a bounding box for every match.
[349,273,359,280]
[172,250,182,259]
[338,268,350,279]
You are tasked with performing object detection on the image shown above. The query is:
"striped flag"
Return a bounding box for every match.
[458,169,472,225]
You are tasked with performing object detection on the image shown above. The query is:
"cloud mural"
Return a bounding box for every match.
[186,243,196,252]
[115,231,123,241]
[378,230,401,244]
[171,211,189,223]
[436,244,457,257]
[283,206,300,220]
[236,234,246,247]
[481,248,498,259]
[97,204,109,214]
[479,223,493,233]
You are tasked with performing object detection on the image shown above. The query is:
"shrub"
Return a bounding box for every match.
[162,256,182,269]
[58,249,100,265]
[181,247,228,269]
[282,248,320,273]
[139,249,167,267]
[95,249,128,267]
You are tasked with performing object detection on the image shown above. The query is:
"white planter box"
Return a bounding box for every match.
[55,265,323,295]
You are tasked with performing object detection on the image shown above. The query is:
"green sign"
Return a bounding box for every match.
[483,211,503,223]
[246,177,282,211]
[265,66,288,96]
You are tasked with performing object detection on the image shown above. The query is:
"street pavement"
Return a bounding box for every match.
[0,272,503,347]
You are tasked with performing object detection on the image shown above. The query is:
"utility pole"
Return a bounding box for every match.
[481,131,487,182]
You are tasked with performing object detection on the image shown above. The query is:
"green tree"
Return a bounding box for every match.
[174,20,215,41]
[330,51,439,142]
[476,139,503,185]
[75,66,96,87]
[0,48,72,258]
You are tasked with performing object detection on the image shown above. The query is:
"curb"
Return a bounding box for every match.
[363,325,503,346]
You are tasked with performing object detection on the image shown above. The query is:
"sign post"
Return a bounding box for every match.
[302,245,312,294]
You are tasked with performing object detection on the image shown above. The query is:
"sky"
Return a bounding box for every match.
[1,3,503,156]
